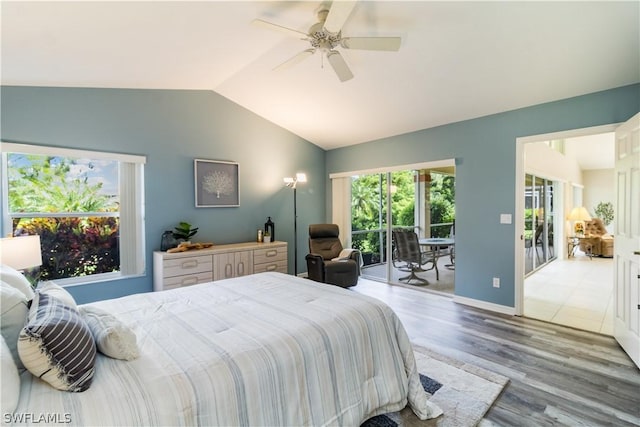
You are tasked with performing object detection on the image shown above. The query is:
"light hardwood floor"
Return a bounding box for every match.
[365,252,614,335]
[351,278,640,426]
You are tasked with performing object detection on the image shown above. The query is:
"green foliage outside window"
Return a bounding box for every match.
[7,154,119,282]
[429,175,455,237]
[16,217,119,281]
[8,155,117,213]
[351,171,455,264]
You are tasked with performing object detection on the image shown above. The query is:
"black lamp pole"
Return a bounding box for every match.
[284,173,306,277]
[293,186,298,276]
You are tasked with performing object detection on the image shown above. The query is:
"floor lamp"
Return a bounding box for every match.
[284,173,307,276]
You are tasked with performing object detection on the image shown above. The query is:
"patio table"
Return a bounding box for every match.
[419,238,455,269]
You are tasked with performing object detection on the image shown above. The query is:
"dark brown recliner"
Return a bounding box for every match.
[306,224,360,288]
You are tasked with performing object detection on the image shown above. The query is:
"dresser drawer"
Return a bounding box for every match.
[163,255,212,278]
[254,246,287,265]
[254,262,287,274]
[163,272,213,289]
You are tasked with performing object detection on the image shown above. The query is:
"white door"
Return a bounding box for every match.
[613,112,640,368]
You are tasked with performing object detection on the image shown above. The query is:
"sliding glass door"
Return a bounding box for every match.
[351,173,387,273]
[350,167,455,286]
[350,171,420,281]
[524,174,557,275]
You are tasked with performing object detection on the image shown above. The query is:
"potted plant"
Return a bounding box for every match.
[173,221,199,243]
[263,231,271,243]
[594,202,614,226]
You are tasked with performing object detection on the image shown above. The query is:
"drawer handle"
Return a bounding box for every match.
[266,250,277,257]
[237,262,244,276]
[181,277,198,286]
[225,263,233,278]
[266,264,277,271]
[182,260,198,269]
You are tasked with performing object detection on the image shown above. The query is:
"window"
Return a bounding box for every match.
[1,143,146,285]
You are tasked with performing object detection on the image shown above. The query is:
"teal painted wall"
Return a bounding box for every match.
[1,86,326,304]
[3,84,638,308]
[326,84,639,308]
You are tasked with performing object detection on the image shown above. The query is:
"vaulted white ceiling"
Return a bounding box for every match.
[2,1,638,151]
[565,133,615,171]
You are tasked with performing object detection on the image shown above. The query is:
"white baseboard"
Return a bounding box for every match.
[453,295,516,316]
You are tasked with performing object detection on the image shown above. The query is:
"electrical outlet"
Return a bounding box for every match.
[493,277,500,288]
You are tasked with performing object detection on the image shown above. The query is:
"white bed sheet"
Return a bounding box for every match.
[11,272,440,426]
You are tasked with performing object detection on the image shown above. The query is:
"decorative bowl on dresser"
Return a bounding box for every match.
[153,241,287,291]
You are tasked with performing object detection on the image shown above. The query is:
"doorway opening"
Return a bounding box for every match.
[516,127,616,335]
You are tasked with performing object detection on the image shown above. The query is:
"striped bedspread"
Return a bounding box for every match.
[12,272,440,426]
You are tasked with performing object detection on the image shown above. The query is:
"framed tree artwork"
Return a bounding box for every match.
[194,159,240,207]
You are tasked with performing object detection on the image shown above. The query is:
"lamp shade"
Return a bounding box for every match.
[283,172,307,188]
[0,235,43,270]
[567,207,592,222]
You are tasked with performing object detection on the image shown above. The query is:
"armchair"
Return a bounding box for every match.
[580,218,614,257]
[306,224,360,288]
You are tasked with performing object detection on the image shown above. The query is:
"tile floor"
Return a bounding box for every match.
[524,251,614,335]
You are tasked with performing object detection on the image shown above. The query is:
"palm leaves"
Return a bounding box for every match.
[8,154,117,213]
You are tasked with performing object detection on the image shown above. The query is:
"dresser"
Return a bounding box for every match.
[153,241,288,291]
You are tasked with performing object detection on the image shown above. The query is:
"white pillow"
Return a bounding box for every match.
[80,306,140,361]
[18,291,96,392]
[1,335,20,414]
[0,281,29,368]
[0,264,35,300]
[37,281,77,311]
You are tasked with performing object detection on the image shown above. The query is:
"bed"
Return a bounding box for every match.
[3,271,442,426]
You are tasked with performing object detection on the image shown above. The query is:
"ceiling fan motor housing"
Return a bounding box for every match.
[309,19,341,51]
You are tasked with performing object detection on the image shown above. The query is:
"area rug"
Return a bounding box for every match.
[363,345,509,427]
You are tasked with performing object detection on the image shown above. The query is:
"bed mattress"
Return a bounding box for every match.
[11,272,438,426]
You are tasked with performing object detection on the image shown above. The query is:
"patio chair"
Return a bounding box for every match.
[446,221,455,269]
[392,229,438,284]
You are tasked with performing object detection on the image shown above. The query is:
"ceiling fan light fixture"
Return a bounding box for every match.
[255,0,399,82]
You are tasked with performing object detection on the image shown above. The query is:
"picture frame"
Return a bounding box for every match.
[194,159,240,207]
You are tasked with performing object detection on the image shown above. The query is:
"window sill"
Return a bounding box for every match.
[48,271,145,288]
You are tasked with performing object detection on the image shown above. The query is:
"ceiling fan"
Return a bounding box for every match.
[253,1,401,82]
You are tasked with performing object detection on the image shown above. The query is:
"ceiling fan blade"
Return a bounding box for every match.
[252,19,308,39]
[273,49,315,71]
[341,37,401,51]
[323,1,358,34]
[326,51,354,82]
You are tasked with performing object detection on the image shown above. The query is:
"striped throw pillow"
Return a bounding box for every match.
[18,291,96,392]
